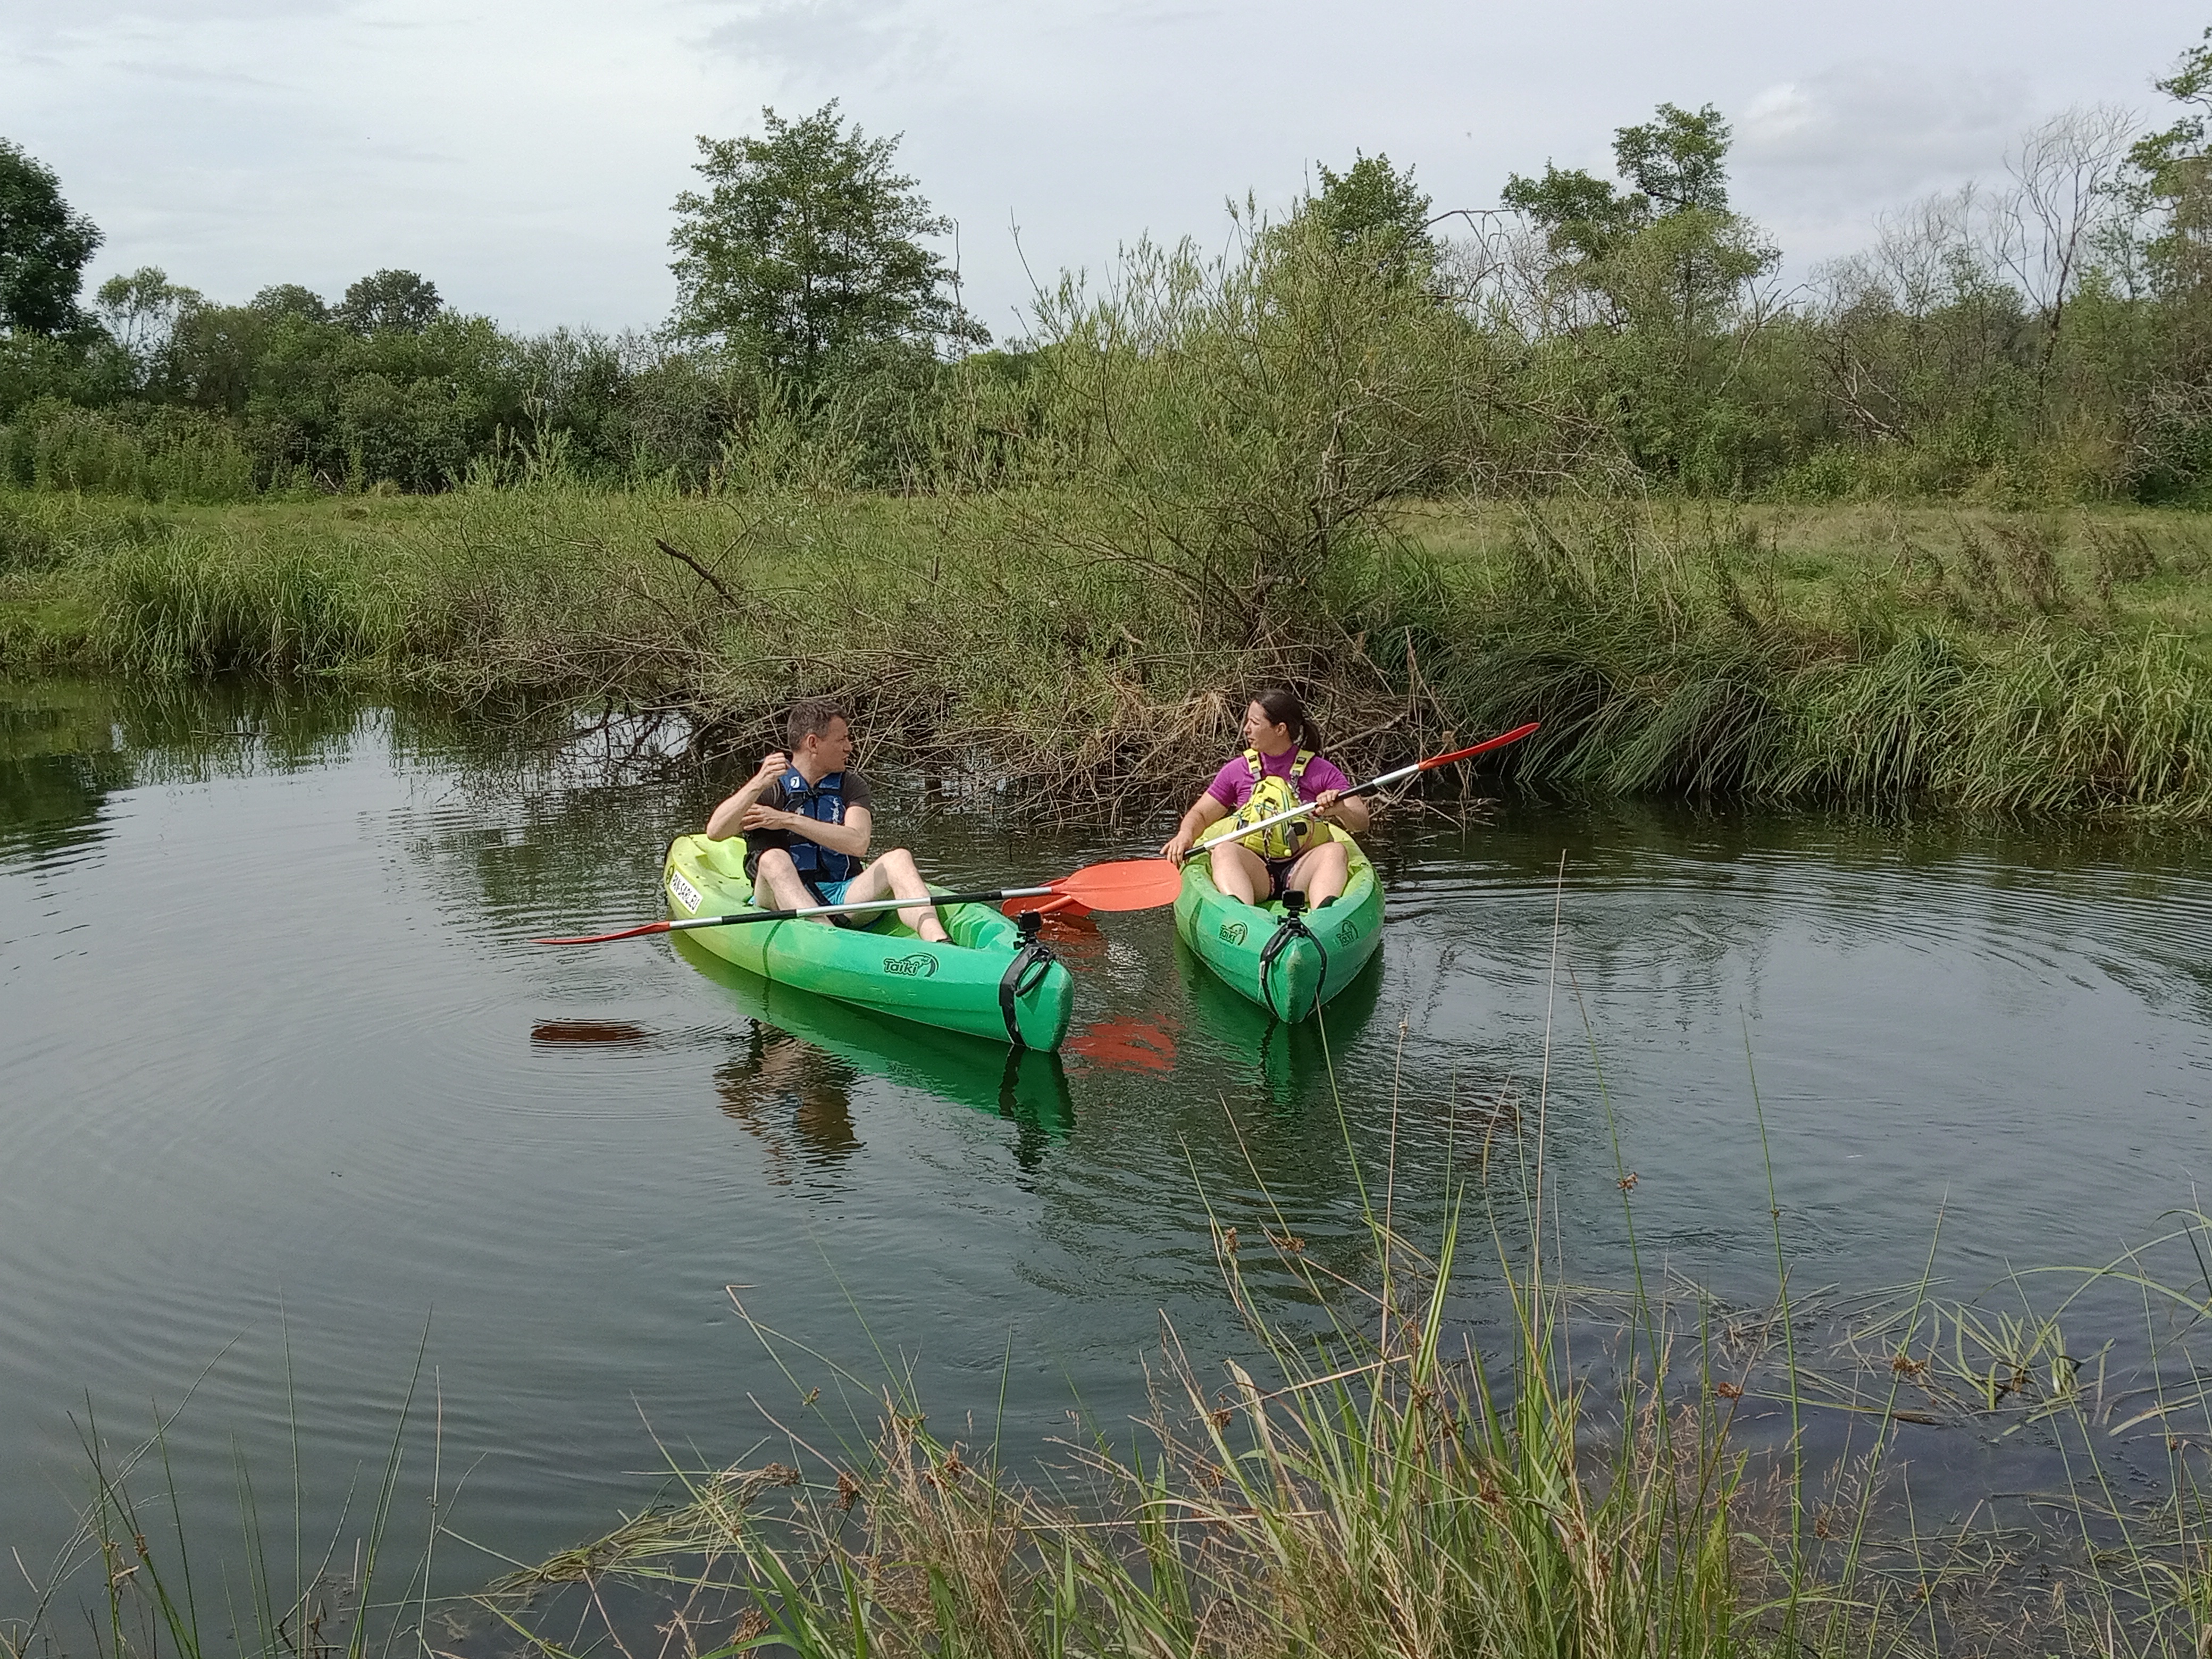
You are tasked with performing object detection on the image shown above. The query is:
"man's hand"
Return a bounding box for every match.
[739,802,790,833]
[752,750,790,785]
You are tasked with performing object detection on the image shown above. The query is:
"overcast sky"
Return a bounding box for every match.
[4,0,2205,341]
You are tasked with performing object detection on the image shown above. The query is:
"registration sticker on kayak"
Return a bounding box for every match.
[668,870,702,914]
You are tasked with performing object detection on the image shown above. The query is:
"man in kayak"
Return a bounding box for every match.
[705,699,952,944]
[1159,687,1370,907]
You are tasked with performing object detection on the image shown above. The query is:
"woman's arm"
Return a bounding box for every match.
[1161,794,1231,864]
[1313,789,1371,834]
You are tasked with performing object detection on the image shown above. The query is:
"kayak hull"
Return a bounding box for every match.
[1172,826,1385,1023]
[663,835,1076,1051]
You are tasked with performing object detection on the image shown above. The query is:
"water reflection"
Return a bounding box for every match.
[714,1025,864,1175]
[670,931,1074,1151]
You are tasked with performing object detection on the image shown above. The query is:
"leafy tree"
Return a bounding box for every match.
[1504,103,1737,259]
[253,284,330,323]
[1307,152,1435,274]
[1613,103,1733,214]
[0,140,103,335]
[95,267,203,383]
[668,102,987,384]
[1500,164,1644,261]
[335,270,442,334]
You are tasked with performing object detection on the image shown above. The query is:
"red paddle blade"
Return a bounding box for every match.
[1418,720,1540,772]
[534,919,675,945]
[1003,891,1093,919]
[1053,857,1183,912]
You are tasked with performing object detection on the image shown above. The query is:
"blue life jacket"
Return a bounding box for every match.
[778,768,859,884]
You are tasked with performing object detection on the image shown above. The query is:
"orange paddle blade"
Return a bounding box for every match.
[1054,857,1183,912]
[1002,891,1094,920]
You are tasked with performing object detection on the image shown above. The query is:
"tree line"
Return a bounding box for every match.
[6,30,2212,505]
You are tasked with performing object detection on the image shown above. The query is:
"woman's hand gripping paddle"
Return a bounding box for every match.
[535,857,1180,946]
[1188,721,1540,859]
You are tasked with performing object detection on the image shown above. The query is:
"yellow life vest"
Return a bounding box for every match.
[1232,748,1318,861]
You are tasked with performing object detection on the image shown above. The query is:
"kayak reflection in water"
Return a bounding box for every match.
[1159,686,1370,909]
[703,697,951,944]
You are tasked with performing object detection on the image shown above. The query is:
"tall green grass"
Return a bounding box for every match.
[1,1334,445,1659]
[0,402,261,506]
[3,482,2209,818]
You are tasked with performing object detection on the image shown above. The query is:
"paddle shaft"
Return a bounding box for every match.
[666,883,1052,933]
[1191,722,1539,857]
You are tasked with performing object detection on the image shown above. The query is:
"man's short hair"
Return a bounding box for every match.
[787,698,849,748]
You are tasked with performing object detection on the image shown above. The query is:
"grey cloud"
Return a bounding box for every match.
[700,0,943,79]
[1732,61,2032,215]
[0,0,358,49]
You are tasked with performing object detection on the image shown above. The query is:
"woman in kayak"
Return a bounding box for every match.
[705,698,952,944]
[1160,688,1370,907]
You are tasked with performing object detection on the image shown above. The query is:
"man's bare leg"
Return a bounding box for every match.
[841,849,951,942]
[750,848,825,918]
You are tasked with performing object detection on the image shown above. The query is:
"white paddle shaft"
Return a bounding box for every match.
[1190,759,1423,857]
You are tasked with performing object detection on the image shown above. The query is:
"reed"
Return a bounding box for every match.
[3,483,2209,819]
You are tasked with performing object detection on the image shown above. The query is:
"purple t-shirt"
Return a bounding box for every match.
[1204,749,1353,814]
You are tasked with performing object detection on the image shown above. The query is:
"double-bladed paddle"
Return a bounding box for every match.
[1187,721,1540,859]
[534,856,1182,946]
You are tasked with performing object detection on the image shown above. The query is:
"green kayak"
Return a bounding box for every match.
[663,834,1076,1051]
[1172,826,1386,1023]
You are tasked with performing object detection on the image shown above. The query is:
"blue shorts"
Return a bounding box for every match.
[805,877,854,906]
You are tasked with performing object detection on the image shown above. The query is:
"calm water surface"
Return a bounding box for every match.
[4,679,2210,1616]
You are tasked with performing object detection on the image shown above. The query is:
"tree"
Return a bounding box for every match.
[1613,103,1733,215]
[335,270,441,334]
[95,266,202,382]
[0,139,103,335]
[253,284,330,323]
[1306,152,1435,274]
[2127,29,2212,304]
[668,102,986,383]
[1504,102,1737,258]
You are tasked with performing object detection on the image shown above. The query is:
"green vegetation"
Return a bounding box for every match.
[2,487,2206,818]
[6,40,2212,816]
[11,31,2212,501]
[477,1085,2212,1658]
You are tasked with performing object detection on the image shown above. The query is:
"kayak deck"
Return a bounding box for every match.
[1172,826,1385,1023]
[663,835,1076,1051]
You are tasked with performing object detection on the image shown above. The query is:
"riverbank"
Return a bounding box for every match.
[3,485,2208,817]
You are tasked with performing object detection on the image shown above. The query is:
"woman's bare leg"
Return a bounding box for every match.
[1284,839,1350,906]
[1208,842,1270,906]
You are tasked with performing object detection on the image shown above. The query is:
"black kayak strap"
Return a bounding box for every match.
[1258,910,1328,1023]
[998,941,1057,1048]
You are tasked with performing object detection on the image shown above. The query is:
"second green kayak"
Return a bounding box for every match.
[1172,826,1385,1022]
[663,835,1076,1051]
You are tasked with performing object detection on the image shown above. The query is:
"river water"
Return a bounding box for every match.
[4,678,2211,1626]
